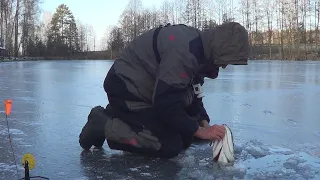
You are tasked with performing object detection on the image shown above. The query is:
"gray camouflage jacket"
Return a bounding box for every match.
[104,22,249,139]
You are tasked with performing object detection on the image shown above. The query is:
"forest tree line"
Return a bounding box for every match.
[0,0,96,58]
[104,0,320,60]
[2,0,320,60]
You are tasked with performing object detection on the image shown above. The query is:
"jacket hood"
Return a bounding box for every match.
[201,22,250,65]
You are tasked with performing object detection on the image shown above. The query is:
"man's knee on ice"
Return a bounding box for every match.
[104,117,162,151]
[104,117,185,158]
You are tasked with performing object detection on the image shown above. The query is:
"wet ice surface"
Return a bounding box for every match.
[1,60,320,180]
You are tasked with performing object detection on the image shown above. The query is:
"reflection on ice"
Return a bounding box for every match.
[1,60,320,179]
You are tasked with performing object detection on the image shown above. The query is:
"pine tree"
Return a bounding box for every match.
[46,4,80,56]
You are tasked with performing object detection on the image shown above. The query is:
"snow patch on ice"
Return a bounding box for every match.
[178,155,195,167]
[29,122,44,126]
[236,141,320,179]
[173,139,320,179]
[13,137,23,141]
[283,156,307,168]
[199,158,210,166]
[268,146,294,155]
[129,167,139,172]
[19,144,32,147]
[73,177,89,180]
[57,172,66,175]
[243,140,271,158]
[0,163,23,172]
[140,172,152,176]
[0,163,16,172]
[129,164,151,173]
[294,143,320,158]
[186,170,214,180]
[0,128,25,136]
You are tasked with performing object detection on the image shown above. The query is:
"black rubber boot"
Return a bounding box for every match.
[79,106,109,150]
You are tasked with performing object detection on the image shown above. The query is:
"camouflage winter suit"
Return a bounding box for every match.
[102,22,249,158]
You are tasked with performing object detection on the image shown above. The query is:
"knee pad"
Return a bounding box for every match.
[104,118,162,151]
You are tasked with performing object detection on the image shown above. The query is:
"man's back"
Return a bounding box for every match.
[109,24,203,106]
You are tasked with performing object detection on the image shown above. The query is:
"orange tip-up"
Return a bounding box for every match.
[4,100,12,116]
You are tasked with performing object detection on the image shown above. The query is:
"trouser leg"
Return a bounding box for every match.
[104,115,184,158]
[103,67,189,157]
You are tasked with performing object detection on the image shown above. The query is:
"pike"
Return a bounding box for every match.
[211,124,235,164]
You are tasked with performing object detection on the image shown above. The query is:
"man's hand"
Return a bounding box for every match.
[194,124,225,141]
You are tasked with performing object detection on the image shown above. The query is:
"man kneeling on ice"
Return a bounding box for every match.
[79,22,250,158]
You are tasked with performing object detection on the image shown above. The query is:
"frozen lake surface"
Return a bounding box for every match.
[0,60,320,180]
